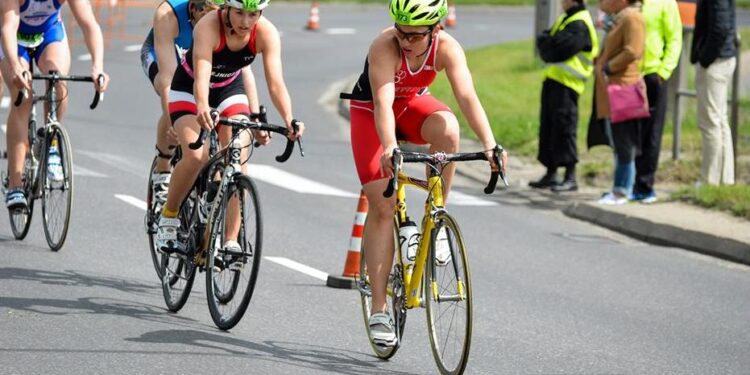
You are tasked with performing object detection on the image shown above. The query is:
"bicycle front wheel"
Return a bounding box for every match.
[358,220,405,359]
[41,125,73,251]
[425,213,472,375]
[205,174,262,331]
[8,155,36,240]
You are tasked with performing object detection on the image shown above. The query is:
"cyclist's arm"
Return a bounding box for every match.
[192,13,219,120]
[152,3,180,113]
[0,1,26,89]
[441,35,495,151]
[257,19,297,134]
[68,0,107,90]
[368,35,399,156]
[241,66,260,113]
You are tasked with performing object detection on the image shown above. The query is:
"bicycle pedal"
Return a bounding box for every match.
[228,262,244,271]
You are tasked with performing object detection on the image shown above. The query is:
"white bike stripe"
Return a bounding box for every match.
[114,194,147,211]
[264,256,328,281]
[248,165,358,198]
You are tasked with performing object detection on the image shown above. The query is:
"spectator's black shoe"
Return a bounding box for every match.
[528,175,559,189]
[551,179,578,192]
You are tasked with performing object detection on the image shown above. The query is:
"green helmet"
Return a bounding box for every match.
[225,0,268,11]
[389,0,447,26]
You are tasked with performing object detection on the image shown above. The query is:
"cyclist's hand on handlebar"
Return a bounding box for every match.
[13,68,31,92]
[253,129,271,146]
[485,147,508,173]
[286,119,304,141]
[379,144,399,178]
[91,68,110,92]
[196,105,216,131]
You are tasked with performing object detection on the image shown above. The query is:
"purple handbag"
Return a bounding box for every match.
[607,79,650,123]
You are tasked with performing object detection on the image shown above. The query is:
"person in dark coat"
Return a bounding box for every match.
[531,0,598,192]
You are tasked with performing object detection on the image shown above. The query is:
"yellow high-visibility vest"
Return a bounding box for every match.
[543,9,599,94]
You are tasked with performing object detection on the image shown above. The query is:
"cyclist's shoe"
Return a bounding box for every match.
[156,216,186,255]
[369,312,398,347]
[434,228,452,266]
[5,188,28,211]
[151,172,171,214]
[217,240,244,271]
[47,150,64,183]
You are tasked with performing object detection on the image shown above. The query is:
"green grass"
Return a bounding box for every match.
[672,185,750,220]
[313,0,534,4]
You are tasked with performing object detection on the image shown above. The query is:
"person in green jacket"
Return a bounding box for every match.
[631,0,682,203]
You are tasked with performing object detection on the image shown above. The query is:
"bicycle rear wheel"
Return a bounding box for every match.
[41,125,73,251]
[205,174,262,330]
[160,190,198,312]
[8,155,36,240]
[358,220,405,359]
[425,213,472,375]
[146,156,164,279]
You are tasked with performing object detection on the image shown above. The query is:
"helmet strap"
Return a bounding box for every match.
[416,25,436,58]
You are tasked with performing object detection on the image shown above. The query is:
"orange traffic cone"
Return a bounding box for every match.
[445,5,456,28]
[326,191,368,289]
[306,1,320,31]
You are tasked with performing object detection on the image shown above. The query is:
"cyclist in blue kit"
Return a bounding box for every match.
[141,0,260,213]
[1,0,109,210]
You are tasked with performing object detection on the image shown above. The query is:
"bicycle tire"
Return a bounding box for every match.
[160,189,198,312]
[358,220,406,359]
[425,213,472,375]
[8,153,36,240]
[146,156,164,279]
[205,174,262,330]
[42,125,73,251]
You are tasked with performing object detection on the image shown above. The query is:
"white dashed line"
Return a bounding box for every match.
[123,44,142,52]
[1,96,9,109]
[450,191,498,206]
[114,194,147,211]
[249,164,358,198]
[74,166,108,178]
[77,54,92,61]
[264,256,328,281]
[325,28,356,35]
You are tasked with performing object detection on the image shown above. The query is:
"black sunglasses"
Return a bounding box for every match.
[394,24,434,43]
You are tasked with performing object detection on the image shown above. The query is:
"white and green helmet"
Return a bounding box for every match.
[389,0,448,26]
[225,0,269,11]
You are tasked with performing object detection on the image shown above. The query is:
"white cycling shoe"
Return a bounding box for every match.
[369,312,398,347]
[156,216,186,255]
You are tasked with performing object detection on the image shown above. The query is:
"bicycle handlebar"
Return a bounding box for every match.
[383,145,508,198]
[14,73,104,110]
[188,108,304,163]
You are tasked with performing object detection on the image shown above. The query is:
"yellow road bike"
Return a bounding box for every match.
[357,146,506,375]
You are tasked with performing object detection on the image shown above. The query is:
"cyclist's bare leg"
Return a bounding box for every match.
[155,112,174,172]
[36,41,71,121]
[362,178,397,313]
[162,115,208,214]
[421,111,460,199]
[0,57,33,189]
[219,116,251,243]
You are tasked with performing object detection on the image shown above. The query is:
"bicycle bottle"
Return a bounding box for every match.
[398,216,420,273]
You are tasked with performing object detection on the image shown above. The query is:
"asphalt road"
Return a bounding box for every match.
[0,4,749,374]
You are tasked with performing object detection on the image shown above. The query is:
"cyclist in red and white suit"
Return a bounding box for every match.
[343,0,507,347]
[156,0,303,254]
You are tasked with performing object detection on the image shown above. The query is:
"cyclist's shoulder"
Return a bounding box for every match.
[369,30,399,57]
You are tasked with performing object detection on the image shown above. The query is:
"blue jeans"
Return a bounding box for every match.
[613,158,635,196]
[605,119,639,196]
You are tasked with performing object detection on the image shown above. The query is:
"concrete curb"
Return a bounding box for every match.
[564,202,750,265]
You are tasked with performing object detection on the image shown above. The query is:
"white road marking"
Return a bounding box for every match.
[1,96,9,109]
[249,164,358,198]
[74,165,107,178]
[1,124,6,133]
[124,44,142,52]
[78,149,146,176]
[114,194,147,211]
[450,191,498,206]
[77,54,92,61]
[325,28,356,35]
[264,256,328,281]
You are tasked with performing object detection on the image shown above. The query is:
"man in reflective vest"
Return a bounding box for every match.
[531,0,598,192]
[631,0,682,203]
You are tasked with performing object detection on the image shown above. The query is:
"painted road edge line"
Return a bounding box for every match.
[265,256,328,281]
[115,194,147,211]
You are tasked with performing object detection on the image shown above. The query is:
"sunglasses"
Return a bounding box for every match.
[394,24,433,43]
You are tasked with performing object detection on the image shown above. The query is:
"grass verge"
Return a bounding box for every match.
[672,185,750,220]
